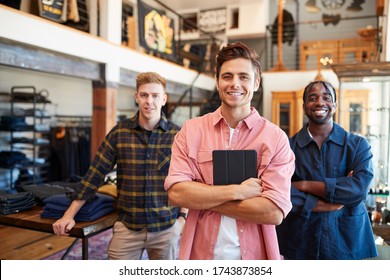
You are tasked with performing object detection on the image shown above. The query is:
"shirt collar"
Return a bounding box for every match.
[129,111,169,131]
[212,107,260,129]
[296,122,345,147]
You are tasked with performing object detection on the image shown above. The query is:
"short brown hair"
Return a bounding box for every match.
[215,42,262,80]
[136,72,166,91]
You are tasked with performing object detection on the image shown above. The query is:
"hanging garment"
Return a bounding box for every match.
[48,126,91,181]
[271,9,296,45]
[322,13,341,26]
[347,0,365,12]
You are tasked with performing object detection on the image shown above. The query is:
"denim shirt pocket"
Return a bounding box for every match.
[336,206,373,255]
[327,161,347,177]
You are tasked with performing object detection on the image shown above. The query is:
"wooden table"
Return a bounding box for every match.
[0,206,117,259]
[372,223,390,242]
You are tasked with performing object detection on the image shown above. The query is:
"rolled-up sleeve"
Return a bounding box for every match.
[164,122,195,190]
[260,132,295,217]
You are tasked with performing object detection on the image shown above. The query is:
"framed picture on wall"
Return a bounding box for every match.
[137,0,175,58]
[38,0,67,23]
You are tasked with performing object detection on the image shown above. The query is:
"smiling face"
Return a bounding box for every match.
[303,82,337,125]
[135,83,167,127]
[216,58,260,112]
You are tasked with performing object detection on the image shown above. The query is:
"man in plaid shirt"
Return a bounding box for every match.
[53,72,185,260]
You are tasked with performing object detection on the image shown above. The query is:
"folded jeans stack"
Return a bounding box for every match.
[0,191,36,215]
[0,151,29,168]
[0,116,34,131]
[41,193,115,222]
[17,182,79,204]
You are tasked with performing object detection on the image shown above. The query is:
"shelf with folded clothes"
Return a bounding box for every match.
[2,106,52,117]
[0,162,49,192]
[9,137,50,146]
[10,88,52,105]
[0,152,50,170]
[0,116,35,132]
[0,86,53,191]
[0,191,37,215]
[0,111,52,133]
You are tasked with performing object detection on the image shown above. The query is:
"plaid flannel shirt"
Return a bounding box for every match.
[70,112,181,232]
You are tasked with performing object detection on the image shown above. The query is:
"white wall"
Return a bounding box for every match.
[226,0,269,38]
[0,66,93,117]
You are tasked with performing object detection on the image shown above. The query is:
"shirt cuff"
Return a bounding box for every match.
[324,177,337,203]
[300,194,319,218]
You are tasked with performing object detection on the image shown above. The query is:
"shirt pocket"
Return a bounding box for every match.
[189,149,213,185]
[276,212,307,254]
[336,211,371,254]
[157,148,171,173]
[327,161,347,177]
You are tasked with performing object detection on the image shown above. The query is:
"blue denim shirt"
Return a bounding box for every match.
[277,123,378,259]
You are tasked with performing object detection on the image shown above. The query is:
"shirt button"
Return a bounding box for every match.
[146,154,150,159]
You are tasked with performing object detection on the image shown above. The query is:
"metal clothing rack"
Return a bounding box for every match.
[52,114,92,127]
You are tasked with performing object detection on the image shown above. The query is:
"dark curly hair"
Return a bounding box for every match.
[302,81,337,103]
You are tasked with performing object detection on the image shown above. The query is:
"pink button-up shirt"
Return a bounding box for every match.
[165,107,295,260]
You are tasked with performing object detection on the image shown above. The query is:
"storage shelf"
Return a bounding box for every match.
[0,86,52,190]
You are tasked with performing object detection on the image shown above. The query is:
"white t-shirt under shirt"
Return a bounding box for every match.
[213,127,241,260]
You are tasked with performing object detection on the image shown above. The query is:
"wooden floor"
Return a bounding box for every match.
[0,225,76,260]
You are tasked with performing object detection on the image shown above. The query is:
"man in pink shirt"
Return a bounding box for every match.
[164,42,295,260]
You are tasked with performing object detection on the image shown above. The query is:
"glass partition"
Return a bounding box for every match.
[332,62,390,222]
[338,76,390,193]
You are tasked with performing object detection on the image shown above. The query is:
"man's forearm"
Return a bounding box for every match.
[312,199,343,212]
[62,199,86,219]
[211,197,284,225]
[168,178,262,210]
[293,180,325,197]
[168,181,242,210]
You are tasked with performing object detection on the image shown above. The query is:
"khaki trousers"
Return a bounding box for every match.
[107,220,182,260]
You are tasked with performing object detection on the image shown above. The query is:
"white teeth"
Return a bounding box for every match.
[228,92,241,96]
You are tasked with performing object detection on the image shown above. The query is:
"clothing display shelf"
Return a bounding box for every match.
[0,86,52,191]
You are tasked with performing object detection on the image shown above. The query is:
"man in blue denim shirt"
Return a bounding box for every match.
[276,81,378,259]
